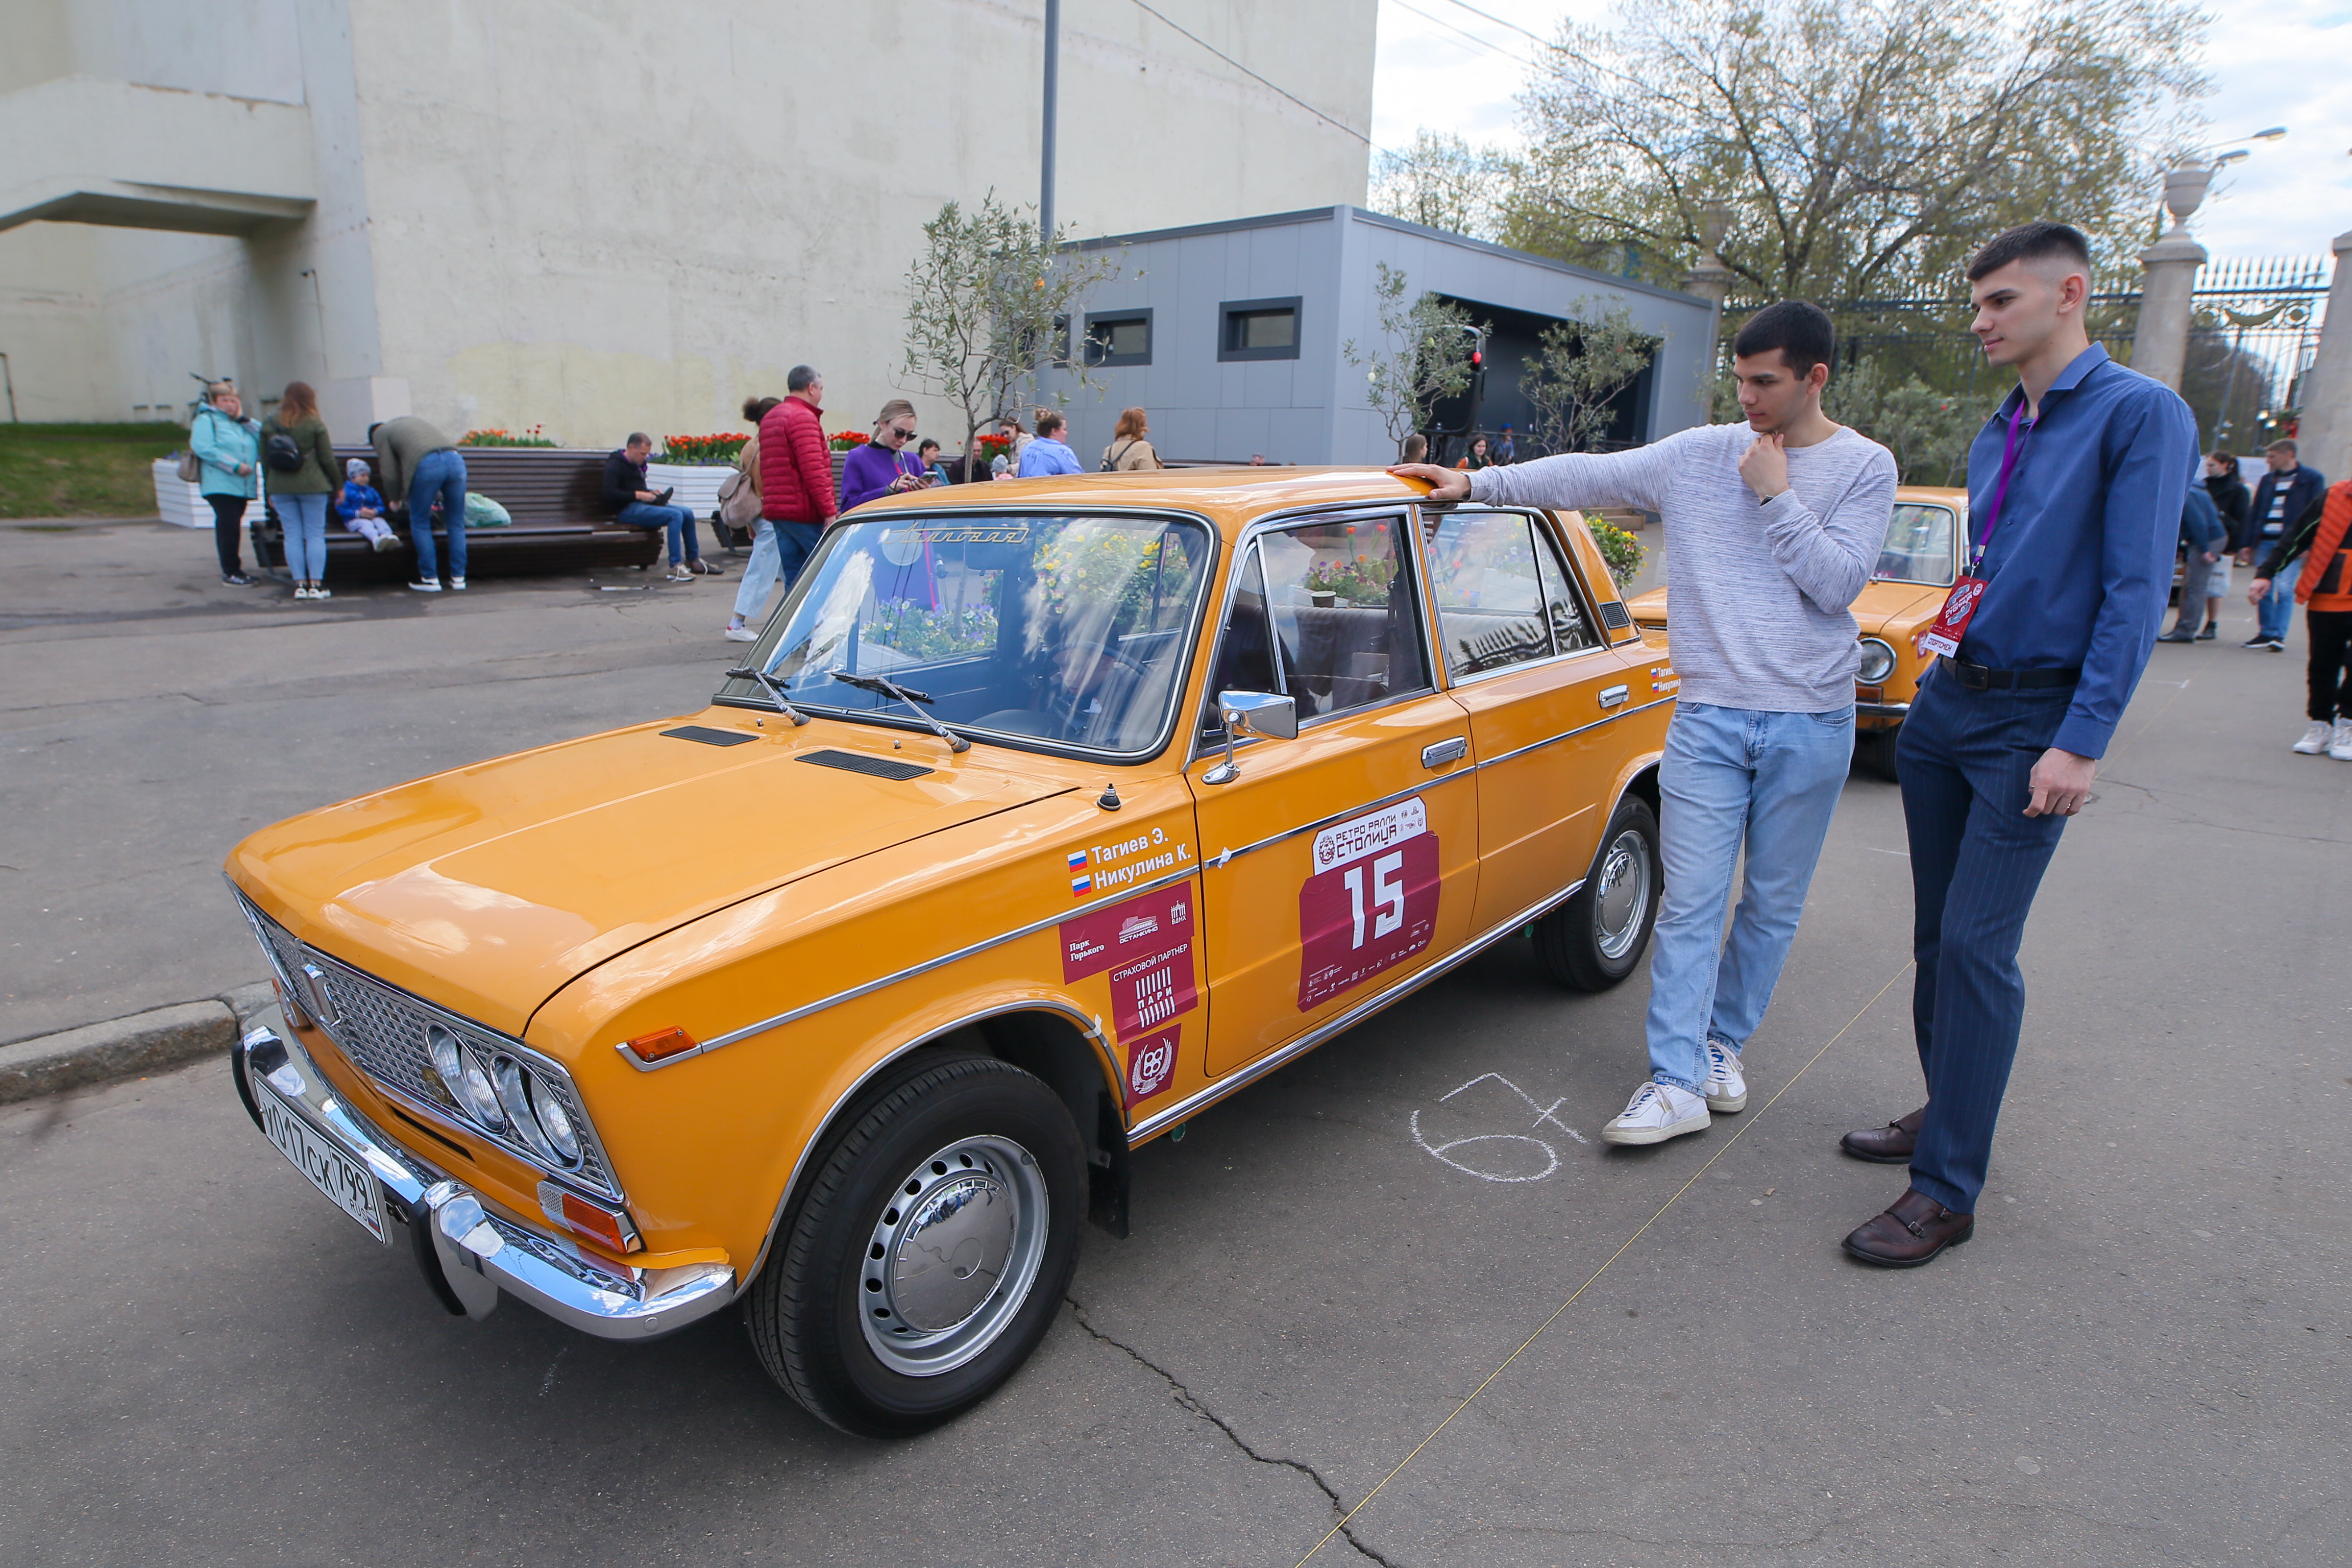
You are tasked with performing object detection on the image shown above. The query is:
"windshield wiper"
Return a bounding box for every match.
[724,665,812,726]
[831,670,970,752]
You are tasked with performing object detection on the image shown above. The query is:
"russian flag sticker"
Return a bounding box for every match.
[1071,874,1093,896]
[1066,850,1089,872]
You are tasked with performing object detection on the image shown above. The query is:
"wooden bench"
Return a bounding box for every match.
[251,447,663,582]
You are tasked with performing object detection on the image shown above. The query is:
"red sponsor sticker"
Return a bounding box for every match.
[1061,881,1198,1039]
[1123,1025,1180,1106]
[1298,804,1439,1010]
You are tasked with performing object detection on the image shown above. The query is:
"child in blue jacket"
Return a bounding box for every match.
[334,459,397,551]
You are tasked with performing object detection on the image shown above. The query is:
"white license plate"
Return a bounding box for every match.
[257,1080,387,1243]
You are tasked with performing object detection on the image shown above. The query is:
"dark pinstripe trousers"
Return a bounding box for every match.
[1894,665,2074,1213]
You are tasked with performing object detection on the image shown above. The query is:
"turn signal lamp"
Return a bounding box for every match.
[538,1181,643,1254]
[627,1026,699,1064]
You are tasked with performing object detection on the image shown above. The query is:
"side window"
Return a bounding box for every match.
[1425,510,1597,678]
[1532,519,1601,654]
[1200,514,1432,737]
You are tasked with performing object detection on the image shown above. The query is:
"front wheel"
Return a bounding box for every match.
[1534,794,1661,991]
[745,1053,1086,1437]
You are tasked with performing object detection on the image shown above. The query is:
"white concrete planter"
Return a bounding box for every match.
[152,459,265,529]
[645,462,732,518]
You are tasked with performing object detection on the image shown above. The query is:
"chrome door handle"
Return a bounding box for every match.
[1421,737,1469,769]
[1598,684,1629,709]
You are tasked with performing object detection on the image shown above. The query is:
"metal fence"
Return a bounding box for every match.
[1729,254,2332,454]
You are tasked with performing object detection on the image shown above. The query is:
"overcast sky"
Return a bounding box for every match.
[1366,0,2352,265]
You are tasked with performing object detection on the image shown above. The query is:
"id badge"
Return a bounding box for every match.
[1916,576,1988,659]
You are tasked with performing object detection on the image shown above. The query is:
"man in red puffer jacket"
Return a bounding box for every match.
[758,365,837,590]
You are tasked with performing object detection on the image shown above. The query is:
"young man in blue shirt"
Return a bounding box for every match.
[1840,223,2196,1266]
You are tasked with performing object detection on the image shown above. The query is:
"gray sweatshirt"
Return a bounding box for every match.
[1469,424,1897,713]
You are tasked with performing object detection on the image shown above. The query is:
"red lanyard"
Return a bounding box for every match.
[1972,404,2034,572]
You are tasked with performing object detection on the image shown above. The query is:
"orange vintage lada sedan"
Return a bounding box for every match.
[1625,485,1966,779]
[226,468,1675,1435]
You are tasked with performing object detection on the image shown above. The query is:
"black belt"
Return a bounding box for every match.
[1946,660,2079,691]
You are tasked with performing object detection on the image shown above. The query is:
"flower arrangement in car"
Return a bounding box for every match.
[1585,516,1643,590]
[1304,553,1396,606]
[660,434,750,465]
[458,426,558,447]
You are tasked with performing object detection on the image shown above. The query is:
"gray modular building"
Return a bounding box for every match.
[1041,205,1719,468]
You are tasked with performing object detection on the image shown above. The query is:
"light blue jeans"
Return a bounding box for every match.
[1643,701,1855,1091]
[733,519,780,623]
[2257,557,2303,642]
[277,492,330,581]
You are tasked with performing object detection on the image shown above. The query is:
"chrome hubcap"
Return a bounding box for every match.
[860,1135,1048,1377]
[1594,828,1653,961]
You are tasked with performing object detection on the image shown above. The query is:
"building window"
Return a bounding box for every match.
[1219,297,1302,362]
[1084,309,1153,368]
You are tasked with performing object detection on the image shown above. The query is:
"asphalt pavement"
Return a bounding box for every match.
[3,514,2346,1566]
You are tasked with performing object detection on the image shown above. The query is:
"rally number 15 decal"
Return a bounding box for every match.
[1298,799,1439,1009]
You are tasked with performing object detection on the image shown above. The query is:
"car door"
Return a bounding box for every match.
[1423,506,1652,935]
[1187,509,1479,1079]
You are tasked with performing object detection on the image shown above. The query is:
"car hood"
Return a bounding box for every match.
[227,715,1079,1035]
[1853,581,1946,635]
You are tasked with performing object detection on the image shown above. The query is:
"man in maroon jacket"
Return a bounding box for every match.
[758,365,837,591]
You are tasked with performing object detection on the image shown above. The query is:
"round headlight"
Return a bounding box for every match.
[1856,638,1897,684]
[531,1080,583,1165]
[491,1056,555,1160]
[428,1024,505,1128]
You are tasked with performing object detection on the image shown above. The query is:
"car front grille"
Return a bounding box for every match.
[233,889,622,1201]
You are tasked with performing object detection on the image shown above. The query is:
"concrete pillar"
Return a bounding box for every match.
[2132,165,2213,390]
[1683,202,1733,416]
[2292,228,2352,481]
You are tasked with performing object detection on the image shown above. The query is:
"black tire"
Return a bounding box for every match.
[1855,727,1902,783]
[1534,793,1661,992]
[745,1052,1086,1438]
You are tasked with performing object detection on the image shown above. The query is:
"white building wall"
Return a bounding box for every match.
[2,0,1375,447]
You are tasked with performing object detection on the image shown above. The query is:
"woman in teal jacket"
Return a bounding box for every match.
[190,381,261,585]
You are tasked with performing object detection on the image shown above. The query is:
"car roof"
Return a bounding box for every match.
[1896,485,1967,507]
[844,467,1433,539]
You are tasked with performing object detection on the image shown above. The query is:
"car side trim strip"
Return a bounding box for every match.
[622,865,1204,1069]
[1125,875,1588,1144]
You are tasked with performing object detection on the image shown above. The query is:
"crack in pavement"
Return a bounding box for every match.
[1065,1296,1401,1567]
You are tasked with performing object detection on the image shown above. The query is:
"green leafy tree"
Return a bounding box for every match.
[900,192,1122,467]
[1520,299,1656,456]
[1824,358,1985,485]
[1500,0,2208,300]
[1343,263,1478,458]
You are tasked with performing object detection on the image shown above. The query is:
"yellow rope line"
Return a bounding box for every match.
[1293,963,1913,1566]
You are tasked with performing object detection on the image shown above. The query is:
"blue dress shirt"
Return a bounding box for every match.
[1016,436,1085,478]
[1957,344,2196,758]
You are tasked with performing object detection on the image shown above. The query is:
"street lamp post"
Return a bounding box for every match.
[1040,0,1060,243]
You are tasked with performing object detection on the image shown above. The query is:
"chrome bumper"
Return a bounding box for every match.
[234,1008,736,1340]
[1856,700,1910,721]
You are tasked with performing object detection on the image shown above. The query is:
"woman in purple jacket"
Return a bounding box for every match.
[839,399,932,512]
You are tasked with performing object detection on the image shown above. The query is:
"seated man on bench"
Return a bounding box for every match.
[604,433,722,581]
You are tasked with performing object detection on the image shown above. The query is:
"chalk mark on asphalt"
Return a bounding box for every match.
[1294,964,1915,1566]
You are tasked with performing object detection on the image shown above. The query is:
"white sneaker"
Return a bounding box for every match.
[1601,1080,1711,1146]
[408,579,442,592]
[1702,1039,1748,1113]
[2330,720,2352,761]
[292,585,312,600]
[2292,721,2331,754]
[311,585,331,600]
[370,532,396,553]
[723,624,758,643]
[449,576,467,591]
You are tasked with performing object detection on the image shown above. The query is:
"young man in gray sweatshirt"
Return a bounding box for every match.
[1397,302,1896,1145]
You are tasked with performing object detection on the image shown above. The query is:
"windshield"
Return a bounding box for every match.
[1874,503,1960,587]
[720,511,1217,758]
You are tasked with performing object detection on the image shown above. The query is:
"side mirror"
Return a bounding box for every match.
[1202,690,1296,784]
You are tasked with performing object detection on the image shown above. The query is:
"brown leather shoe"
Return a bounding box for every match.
[1840,1105,1925,1164]
[1843,1189,1973,1267]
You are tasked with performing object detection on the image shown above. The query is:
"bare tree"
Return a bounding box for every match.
[1503,0,2209,300]
[1520,300,1655,456]
[1369,131,1513,242]
[1343,263,1478,459]
[900,192,1122,469]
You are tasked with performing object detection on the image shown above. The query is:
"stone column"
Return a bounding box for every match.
[2132,165,2213,390]
[1682,202,1734,417]
[2291,228,2352,481]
